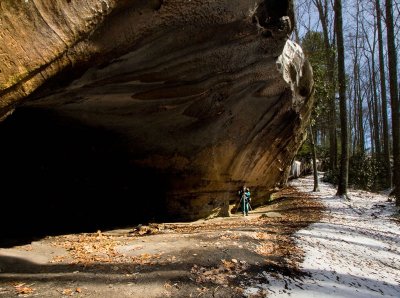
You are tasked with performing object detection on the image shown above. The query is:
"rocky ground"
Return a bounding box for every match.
[0,187,322,298]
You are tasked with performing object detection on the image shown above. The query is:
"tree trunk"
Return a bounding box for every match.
[353,1,365,155]
[367,87,376,154]
[371,57,381,157]
[357,75,365,154]
[335,0,349,198]
[377,0,392,188]
[385,0,400,205]
[356,64,365,154]
[309,125,320,192]
[348,78,356,155]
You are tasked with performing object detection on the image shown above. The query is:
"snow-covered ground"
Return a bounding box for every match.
[247,175,400,297]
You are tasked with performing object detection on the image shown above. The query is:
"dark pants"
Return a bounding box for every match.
[241,199,249,215]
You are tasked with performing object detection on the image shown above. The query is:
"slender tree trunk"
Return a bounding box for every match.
[335,0,349,198]
[309,125,320,192]
[385,0,400,205]
[377,0,392,188]
[357,66,365,153]
[365,58,377,155]
[358,98,365,154]
[349,79,357,155]
[353,1,365,155]
[367,87,376,154]
[371,59,381,156]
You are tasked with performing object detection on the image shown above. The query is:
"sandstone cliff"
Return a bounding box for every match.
[0,0,313,229]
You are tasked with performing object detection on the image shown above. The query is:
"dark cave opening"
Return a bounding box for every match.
[253,0,290,28]
[0,107,170,247]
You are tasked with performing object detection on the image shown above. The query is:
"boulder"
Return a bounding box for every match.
[0,0,313,228]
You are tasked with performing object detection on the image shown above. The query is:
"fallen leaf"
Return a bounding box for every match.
[61,288,73,296]
[14,285,34,295]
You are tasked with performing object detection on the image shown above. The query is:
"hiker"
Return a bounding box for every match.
[238,186,251,216]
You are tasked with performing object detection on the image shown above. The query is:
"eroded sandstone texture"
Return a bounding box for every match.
[0,0,313,225]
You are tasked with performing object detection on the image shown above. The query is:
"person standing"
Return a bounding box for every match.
[238,186,251,216]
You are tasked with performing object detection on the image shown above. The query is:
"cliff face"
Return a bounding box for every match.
[0,0,313,228]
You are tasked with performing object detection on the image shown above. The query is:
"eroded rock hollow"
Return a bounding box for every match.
[0,0,313,232]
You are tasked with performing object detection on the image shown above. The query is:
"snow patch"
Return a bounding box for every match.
[276,40,305,99]
[246,175,400,297]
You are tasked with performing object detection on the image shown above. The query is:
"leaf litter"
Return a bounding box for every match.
[1,183,325,297]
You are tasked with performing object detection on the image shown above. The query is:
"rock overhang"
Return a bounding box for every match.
[0,0,313,226]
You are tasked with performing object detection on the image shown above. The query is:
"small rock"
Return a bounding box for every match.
[260,212,283,218]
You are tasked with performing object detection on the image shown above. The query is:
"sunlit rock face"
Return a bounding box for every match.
[0,0,313,226]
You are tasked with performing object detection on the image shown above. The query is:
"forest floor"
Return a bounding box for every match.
[0,175,399,297]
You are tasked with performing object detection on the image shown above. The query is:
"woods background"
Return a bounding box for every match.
[293,0,400,204]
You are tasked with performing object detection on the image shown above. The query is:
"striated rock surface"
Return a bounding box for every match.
[0,0,313,231]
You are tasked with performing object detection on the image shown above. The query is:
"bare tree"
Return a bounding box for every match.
[335,0,349,198]
[385,0,400,204]
[309,125,320,191]
[376,0,392,188]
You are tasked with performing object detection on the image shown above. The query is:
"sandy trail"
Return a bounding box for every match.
[0,186,321,298]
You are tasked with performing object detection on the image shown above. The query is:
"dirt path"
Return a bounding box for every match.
[0,188,323,298]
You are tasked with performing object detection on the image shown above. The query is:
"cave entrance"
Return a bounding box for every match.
[0,106,169,247]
